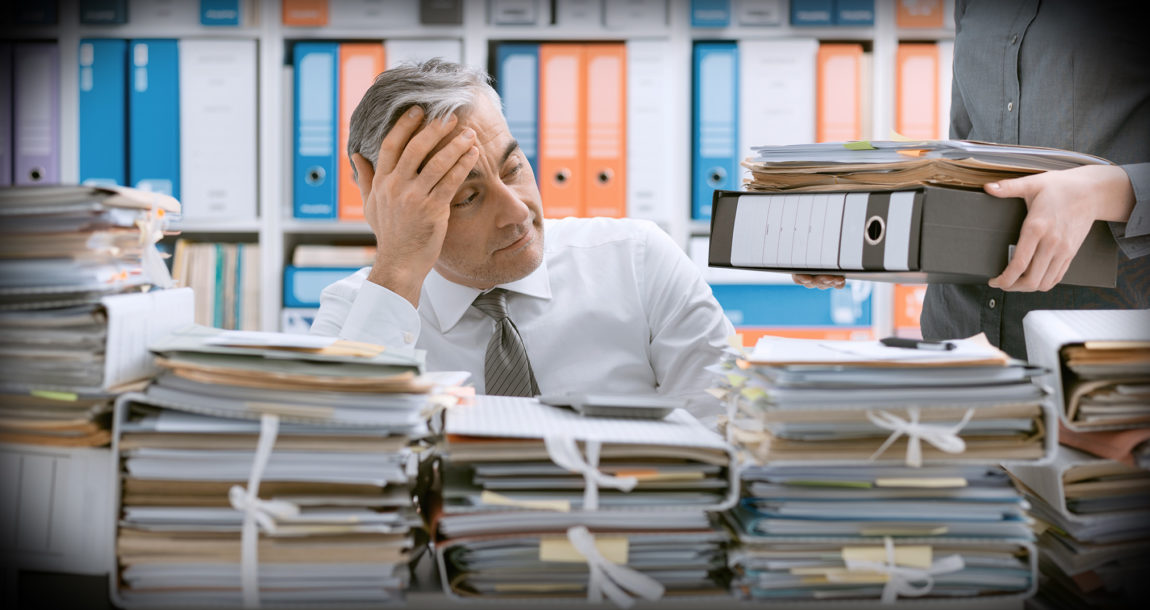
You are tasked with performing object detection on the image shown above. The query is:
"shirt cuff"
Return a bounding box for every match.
[1122,163,1150,239]
[339,280,422,348]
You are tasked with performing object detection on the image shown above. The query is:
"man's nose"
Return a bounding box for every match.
[490,182,530,227]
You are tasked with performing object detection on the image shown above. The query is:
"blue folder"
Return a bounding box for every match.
[790,0,833,25]
[79,0,128,24]
[292,42,339,220]
[200,0,242,26]
[79,39,127,187]
[692,41,738,221]
[690,0,731,27]
[128,39,180,199]
[283,266,360,308]
[711,283,873,327]
[834,0,874,25]
[495,44,539,184]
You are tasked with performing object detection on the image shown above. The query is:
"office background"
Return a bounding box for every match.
[1,0,954,363]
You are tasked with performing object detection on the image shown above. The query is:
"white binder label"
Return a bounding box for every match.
[884,191,915,271]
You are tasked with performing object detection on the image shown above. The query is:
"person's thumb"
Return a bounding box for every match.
[983,175,1035,200]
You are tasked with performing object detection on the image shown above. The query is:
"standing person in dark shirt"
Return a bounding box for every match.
[797,0,1150,359]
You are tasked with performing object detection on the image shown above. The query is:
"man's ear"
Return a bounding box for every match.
[350,153,374,202]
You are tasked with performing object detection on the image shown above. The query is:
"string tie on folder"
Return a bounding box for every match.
[544,436,637,511]
[566,525,664,608]
[837,536,965,603]
[226,413,293,608]
[136,195,174,289]
[865,407,975,468]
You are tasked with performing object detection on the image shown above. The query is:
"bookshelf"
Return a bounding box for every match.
[11,0,956,339]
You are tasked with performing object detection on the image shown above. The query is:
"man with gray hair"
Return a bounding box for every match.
[311,59,732,416]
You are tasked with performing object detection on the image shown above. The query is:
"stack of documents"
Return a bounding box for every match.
[1005,309,1150,607]
[0,185,190,447]
[719,334,1054,466]
[728,464,1037,602]
[742,140,1109,192]
[434,395,737,602]
[0,185,180,308]
[111,327,465,607]
[711,333,1049,603]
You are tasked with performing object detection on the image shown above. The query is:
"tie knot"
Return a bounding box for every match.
[473,288,510,321]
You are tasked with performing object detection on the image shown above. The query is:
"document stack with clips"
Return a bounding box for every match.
[710,333,1055,604]
[0,185,192,447]
[708,140,1119,286]
[110,325,466,607]
[433,395,738,605]
[1005,309,1150,608]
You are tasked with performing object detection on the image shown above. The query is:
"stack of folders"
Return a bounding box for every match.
[111,325,467,607]
[1004,309,1150,607]
[434,395,738,604]
[709,140,1119,286]
[0,185,192,446]
[710,333,1052,604]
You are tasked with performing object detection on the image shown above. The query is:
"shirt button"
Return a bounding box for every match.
[1010,34,1019,44]
[988,298,997,309]
[403,331,415,344]
[1007,101,1014,112]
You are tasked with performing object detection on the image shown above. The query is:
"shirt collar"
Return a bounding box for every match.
[423,256,552,333]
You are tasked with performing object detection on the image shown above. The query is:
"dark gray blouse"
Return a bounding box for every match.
[921,0,1150,359]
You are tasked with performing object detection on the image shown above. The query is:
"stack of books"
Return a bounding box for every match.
[1006,309,1150,608]
[713,334,1051,603]
[434,395,737,603]
[110,326,466,607]
[0,185,191,447]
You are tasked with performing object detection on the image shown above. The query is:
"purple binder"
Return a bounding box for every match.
[13,42,59,185]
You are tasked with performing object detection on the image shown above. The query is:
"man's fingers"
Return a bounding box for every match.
[429,146,480,201]
[351,153,374,201]
[393,114,459,179]
[415,128,476,194]
[375,105,424,177]
[792,274,814,285]
[1001,240,1055,292]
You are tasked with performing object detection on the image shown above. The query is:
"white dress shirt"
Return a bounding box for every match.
[311,217,735,417]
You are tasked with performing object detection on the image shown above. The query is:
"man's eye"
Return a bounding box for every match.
[503,163,522,180]
[453,193,478,208]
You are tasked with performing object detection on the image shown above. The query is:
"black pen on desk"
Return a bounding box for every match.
[880,337,957,351]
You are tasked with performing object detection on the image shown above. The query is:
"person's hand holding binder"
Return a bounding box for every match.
[792,273,845,290]
[985,164,1136,292]
[351,106,480,307]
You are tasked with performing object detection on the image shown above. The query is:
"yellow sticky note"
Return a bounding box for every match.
[875,477,968,489]
[726,372,748,386]
[30,390,78,402]
[540,536,628,564]
[740,386,767,401]
[843,545,932,570]
[319,339,386,358]
[843,140,876,150]
[480,490,569,513]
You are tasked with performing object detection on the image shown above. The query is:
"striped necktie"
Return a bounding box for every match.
[472,288,539,397]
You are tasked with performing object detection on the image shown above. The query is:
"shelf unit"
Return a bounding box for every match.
[12,0,955,338]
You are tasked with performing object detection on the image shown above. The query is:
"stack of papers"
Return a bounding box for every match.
[711,334,1048,603]
[728,464,1036,602]
[0,185,179,308]
[720,334,1053,465]
[743,140,1109,192]
[1008,309,1150,606]
[110,328,466,607]
[0,185,189,447]
[434,396,737,602]
[1006,446,1150,608]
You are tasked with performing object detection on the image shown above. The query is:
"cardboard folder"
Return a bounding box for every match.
[709,186,1118,287]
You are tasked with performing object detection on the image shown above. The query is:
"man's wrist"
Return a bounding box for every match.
[366,263,424,307]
